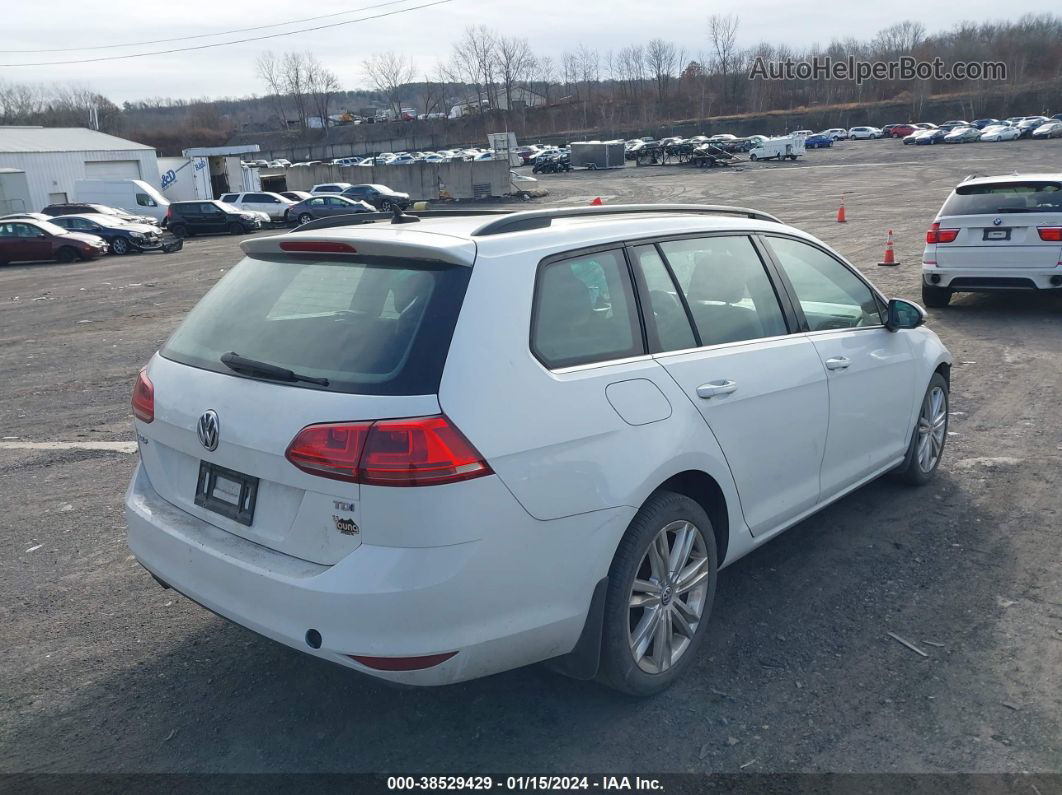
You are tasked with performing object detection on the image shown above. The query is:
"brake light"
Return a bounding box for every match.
[131,368,154,423]
[926,222,959,244]
[1038,226,1062,242]
[278,241,357,253]
[285,416,491,486]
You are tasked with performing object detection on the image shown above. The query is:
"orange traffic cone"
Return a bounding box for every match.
[590,196,603,206]
[836,199,847,223]
[878,229,899,266]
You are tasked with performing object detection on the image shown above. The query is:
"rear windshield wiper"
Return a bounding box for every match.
[220,352,329,386]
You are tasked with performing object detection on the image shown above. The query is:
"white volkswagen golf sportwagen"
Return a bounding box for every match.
[922,174,1062,307]
[126,204,952,694]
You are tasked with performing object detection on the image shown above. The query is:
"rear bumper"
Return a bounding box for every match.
[125,462,629,685]
[922,266,1062,291]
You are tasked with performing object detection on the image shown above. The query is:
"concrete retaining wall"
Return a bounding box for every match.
[281,160,513,201]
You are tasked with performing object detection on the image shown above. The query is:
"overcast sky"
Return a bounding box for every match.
[1,1,1052,103]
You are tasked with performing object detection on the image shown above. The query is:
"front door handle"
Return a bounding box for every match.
[825,356,851,371]
[696,380,738,399]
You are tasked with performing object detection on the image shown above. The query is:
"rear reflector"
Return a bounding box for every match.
[285,415,492,486]
[1037,227,1062,242]
[349,651,457,671]
[278,241,358,253]
[131,368,154,423]
[926,222,958,244]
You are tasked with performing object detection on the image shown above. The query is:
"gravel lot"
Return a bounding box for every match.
[1,138,1060,775]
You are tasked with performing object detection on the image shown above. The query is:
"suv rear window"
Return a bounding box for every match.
[941,182,1062,215]
[160,255,470,395]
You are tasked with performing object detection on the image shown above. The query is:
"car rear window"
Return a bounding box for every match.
[941,182,1062,215]
[160,255,470,395]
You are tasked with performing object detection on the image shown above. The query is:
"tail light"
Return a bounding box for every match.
[926,222,959,244]
[131,368,154,423]
[1037,226,1062,242]
[349,651,457,671]
[285,415,491,487]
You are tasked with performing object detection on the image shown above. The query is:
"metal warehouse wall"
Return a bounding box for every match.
[0,150,162,212]
[282,160,513,201]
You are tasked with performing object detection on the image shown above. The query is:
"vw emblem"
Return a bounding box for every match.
[993,217,1003,226]
[197,410,220,452]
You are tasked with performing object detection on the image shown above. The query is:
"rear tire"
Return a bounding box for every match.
[597,491,718,696]
[169,223,189,238]
[297,213,313,225]
[921,282,952,308]
[894,373,949,486]
[56,246,77,264]
[749,153,758,161]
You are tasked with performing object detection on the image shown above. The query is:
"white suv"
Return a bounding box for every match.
[922,174,1062,307]
[218,192,295,223]
[125,204,952,694]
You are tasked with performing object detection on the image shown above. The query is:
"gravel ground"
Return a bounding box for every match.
[0,138,1060,776]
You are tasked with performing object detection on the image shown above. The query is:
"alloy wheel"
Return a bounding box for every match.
[916,386,947,473]
[628,520,711,674]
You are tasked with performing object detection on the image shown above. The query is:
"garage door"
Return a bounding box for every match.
[84,160,142,179]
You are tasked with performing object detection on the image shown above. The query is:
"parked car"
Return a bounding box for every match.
[945,126,982,144]
[847,126,881,140]
[821,128,848,140]
[979,125,1021,142]
[48,213,179,255]
[939,120,969,128]
[916,128,949,145]
[164,201,263,238]
[1017,117,1052,137]
[125,203,952,694]
[1032,120,1062,139]
[340,184,411,211]
[903,129,932,145]
[71,180,170,223]
[880,123,904,137]
[279,191,313,202]
[0,218,109,264]
[886,123,919,138]
[286,195,375,225]
[804,133,834,148]
[921,174,1062,307]
[42,202,157,227]
[913,122,938,130]
[0,212,54,222]
[311,183,356,194]
[970,118,1000,129]
[218,192,296,223]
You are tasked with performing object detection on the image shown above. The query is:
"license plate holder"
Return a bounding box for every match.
[195,461,259,526]
[983,228,1011,241]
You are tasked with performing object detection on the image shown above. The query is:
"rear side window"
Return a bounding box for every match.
[941,182,1062,215]
[219,194,238,203]
[531,249,643,368]
[161,256,471,395]
[658,236,788,346]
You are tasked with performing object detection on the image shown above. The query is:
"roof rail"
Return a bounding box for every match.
[469,204,782,237]
[290,208,509,233]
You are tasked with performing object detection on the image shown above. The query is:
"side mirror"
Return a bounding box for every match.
[885,298,926,331]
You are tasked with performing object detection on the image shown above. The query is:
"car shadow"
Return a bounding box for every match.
[4,469,1024,774]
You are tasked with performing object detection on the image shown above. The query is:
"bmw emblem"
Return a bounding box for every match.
[993,217,1003,226]
[197,410,220,452]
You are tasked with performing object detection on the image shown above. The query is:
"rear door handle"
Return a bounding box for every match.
[825,356,851,371]
[696,380,738,399]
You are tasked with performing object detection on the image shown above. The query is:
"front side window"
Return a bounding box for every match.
[531,249,642,368]
[136,193,157,207]
[658,236,788,346]
[766,236,882,330]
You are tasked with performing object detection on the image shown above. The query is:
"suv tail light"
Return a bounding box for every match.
[131,368,154,423]
[926,222,959,244]
[285,416,491,487]
[1037,226,1062,242]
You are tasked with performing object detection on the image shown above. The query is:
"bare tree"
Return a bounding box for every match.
[255,51,288,129]
[645,38,679,102]
[534,56,555,103]
[363,51,414,118]
[281,51,310,130]
[708,13,740,105]
[305,56,341,130]
[442,26,497,112]
[496,36,533,112]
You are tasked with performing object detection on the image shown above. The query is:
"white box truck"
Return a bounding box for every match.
[748,133,807,162]
[74,179,170,222]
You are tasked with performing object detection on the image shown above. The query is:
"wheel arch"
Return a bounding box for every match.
[649,469,731,568]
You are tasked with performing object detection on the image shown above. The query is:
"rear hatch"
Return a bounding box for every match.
[137,232,475,565]
[934,179,1062,269]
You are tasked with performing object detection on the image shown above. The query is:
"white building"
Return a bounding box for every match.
[0,126,161,211]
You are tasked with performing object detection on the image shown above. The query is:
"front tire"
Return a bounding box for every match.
[921,282,952,308]
[597,491,718,696]
[894,373,949,486]
[56,246,78,264]
[111,237,130,255]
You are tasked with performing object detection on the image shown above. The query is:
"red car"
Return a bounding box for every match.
[0,219,109,265]
[888,123,919,138]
